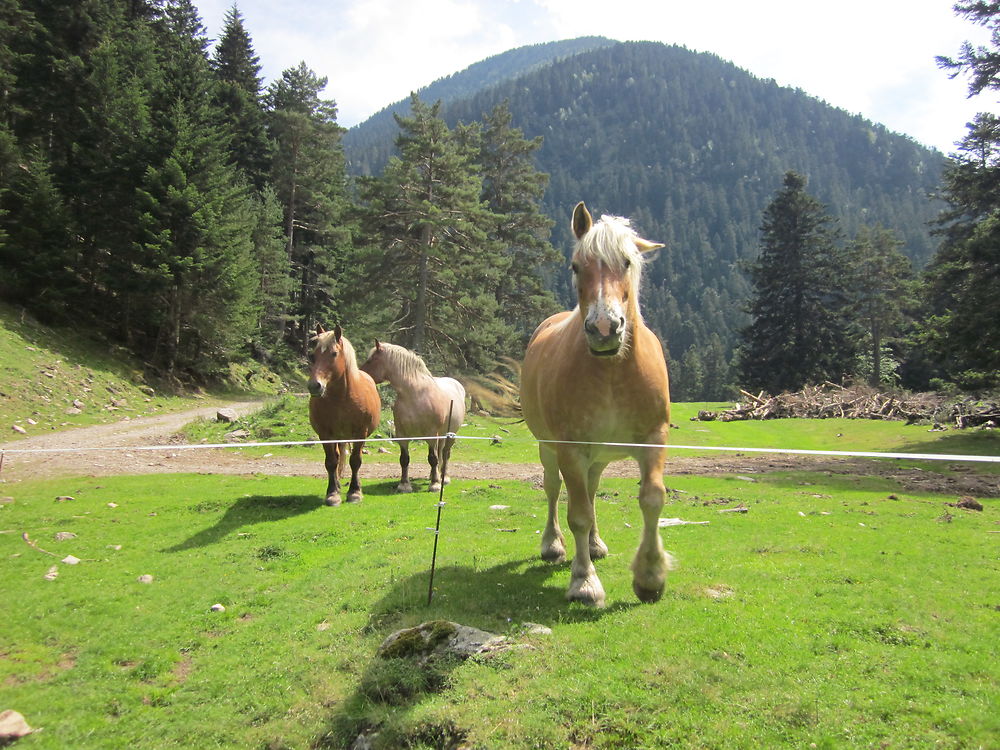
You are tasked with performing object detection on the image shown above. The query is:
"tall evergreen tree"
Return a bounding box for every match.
[357,95,507,371]
[846,225,913,386]
[476,101,560,354]
[923,3,1000,387]
[210,5,271,190]
[737,171,857,393]
[129,0,258,377]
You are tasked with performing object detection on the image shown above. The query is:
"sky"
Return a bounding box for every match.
[195,0,995,154]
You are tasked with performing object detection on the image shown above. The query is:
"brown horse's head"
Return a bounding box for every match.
[570,202,664,357]
[358,339,388,384]
[308,324,357,398]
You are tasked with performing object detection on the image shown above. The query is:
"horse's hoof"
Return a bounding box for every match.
[346,492,362,504]
[325,495,342,507]
[633,580,665,603]
[567,580,606,608]
[428,482,441,493]
[540,545,566,564]
[396,483,413,493]
[443,477,451,486]
[590,536,609,560]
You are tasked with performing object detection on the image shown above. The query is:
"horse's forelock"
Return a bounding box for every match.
[314,330,358,372]
[574,215,645,292]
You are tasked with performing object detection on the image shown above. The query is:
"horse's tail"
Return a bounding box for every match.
[460,357,522,418]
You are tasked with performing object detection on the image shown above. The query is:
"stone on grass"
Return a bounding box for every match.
[137,574,154,584]
[0,710,34,740]
[210,603,226,612]
[216,408,239,423]
[378,620,508,664]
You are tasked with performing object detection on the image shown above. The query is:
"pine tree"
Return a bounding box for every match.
[130,0,258,377]
[922,3,1000,387]
[846,225,913,386]
[357,95,507,371]
[737,171,857,393]
[210,5,271,190]
[266,61,352,352]
[476,101,561,354]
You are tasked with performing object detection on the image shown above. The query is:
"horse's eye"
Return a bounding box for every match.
[571,262,579,274]
[624,258,631,269]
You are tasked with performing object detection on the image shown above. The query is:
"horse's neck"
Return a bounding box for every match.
[388,369,432,394]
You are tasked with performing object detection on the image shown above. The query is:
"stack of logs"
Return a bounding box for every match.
[695,383,1000,429]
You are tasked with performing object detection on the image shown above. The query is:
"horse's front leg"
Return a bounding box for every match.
[561,447,605,607]
[427,438,441,493]
[538,443,565,563]
[322,442,342,506]
[396,439,413,493]
[345,440,365,503]
[586,461,610,560]
[631,443,675,603]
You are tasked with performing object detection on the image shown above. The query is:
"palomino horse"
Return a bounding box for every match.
[359,341,466,493]
[307,324,381,506]
[520,202,674,607]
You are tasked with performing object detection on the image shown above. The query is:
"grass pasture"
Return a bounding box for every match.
[2,465,997,748]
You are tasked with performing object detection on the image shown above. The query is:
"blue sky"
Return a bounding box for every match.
[195,0,993,154]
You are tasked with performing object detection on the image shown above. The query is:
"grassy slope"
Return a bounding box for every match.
[0,302,279,440]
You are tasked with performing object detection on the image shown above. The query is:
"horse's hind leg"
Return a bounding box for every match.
[631,445,675,603]
[322,443,342,506]
[539,443,566,563]
[345,441,364,503]
[396,439,413,493]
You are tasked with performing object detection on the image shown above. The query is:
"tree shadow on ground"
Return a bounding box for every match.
[162,493,321,552]
[313,556,637,749]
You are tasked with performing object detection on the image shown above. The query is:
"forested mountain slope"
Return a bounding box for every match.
[345,41,947,397]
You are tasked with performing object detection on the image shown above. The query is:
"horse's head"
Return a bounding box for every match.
[358,340,388,384]
[570,201,663,357]
[308,324,354,397]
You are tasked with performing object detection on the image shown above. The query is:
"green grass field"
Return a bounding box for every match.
[2,464,997,749]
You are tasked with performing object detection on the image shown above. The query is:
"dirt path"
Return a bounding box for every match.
[1,402,997,497]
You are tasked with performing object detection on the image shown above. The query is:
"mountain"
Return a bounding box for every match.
[344,40,948,398]
[341,37,617,175]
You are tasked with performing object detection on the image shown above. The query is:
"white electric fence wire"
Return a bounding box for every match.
[2,433,999,463]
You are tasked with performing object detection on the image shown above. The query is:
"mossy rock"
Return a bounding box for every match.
[377,620,505,661]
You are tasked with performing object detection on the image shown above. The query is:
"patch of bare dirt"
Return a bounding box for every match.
[1,402,997,497]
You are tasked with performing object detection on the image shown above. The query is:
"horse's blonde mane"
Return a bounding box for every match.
[313,330,359,372]
[371,342,433,381]
[573,215,646,315]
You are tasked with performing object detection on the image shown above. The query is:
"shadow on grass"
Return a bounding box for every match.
[313,556,637,748]
[162,493,321,552]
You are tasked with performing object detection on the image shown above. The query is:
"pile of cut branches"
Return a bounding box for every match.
[695,383,1000,429]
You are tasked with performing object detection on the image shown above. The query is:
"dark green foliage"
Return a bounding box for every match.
[267,62,353,354]
[738,171,858,393]
[356,96,509,371]
[210,5,271,190]
[346,41,946,397]
[917,4,1000,389]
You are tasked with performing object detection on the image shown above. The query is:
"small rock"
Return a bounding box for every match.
[210,603,226,612]
[490,435,503,445]
[378,620,509,663]
[489,504,510,511]
[72,399,85,409]
[108,544,122,551]
[137,574,154,584]
[54,532,77,541]
[55,495,75,502]
[0,496,14,505]
[65,407,83,415]
[224,429,250,442]
[11,424,27,434]
[61,555,80,565]
[377,446,390,454]
[44,566,59,581]
[956,496,984,512]
[520,622,553,636]
[107,502,118,508]
[216,408,239,423]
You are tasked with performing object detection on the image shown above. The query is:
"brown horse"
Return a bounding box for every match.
[520,202,674,607]
[359,341,466,493]
[307,324,381,506]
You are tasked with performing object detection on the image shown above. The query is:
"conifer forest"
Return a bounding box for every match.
[2,1,998,398]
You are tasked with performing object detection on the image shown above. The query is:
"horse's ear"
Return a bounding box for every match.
[333,324,343,341]
[316,324,326,335]
[374,339,382,350]
[572,201,592,240]
[635,238,665,254]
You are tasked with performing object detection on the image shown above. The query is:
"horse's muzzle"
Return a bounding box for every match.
[307,379,325,398]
